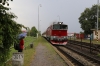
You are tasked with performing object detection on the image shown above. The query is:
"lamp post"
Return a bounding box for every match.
[57,15,60,22]
[97,0,99,42]
[38,4,42,38]
[97,0,99,32]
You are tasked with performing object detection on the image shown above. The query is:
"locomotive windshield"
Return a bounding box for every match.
[53,24,68,30]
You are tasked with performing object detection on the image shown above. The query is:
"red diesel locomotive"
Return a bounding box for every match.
[44,22,68,45]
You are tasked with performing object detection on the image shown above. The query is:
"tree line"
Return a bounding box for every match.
[79,4,100,35]
[27,26,41,37]
[0,1,39,65]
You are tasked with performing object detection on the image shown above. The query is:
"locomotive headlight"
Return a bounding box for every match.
[51,36,56,38]
[64,36,67,39]
[58,22,63,24]
[64,36,66,38]
[53,36,56,38]
[51,36,57,40]
[59,23,61,24]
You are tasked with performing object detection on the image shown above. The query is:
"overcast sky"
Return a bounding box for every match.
[7,0,97,33]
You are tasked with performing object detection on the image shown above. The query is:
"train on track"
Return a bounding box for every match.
[42,22,68,45]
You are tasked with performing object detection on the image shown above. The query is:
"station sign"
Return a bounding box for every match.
[12,52,24,66]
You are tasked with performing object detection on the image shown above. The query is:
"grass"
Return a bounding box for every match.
[5,36,54,66]
[23,47,35,66]
[5,36,37,66]
[68,38,100,44]
[23,36,56,66]
[23,36,39,66]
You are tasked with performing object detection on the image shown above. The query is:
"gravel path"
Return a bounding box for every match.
[30,44,67,66]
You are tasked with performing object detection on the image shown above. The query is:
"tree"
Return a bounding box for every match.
[0,4,24,66]
[27,27,31,36]
[79,5,100,35]
[0,0,13,6]
[39,31,41,36]
[30,26,38,37]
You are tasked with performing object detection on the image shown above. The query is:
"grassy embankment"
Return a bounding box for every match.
[5,36,37,66]
[23,36,56,66]
[23,36,38,66]
[5,36,54,66]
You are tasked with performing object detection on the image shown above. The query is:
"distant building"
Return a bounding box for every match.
[68,33,74,36]
[75,33,84,39]
[22,30,27,33]
[91,29,100,40]
[68,33,85,39]
[21,27,27,33]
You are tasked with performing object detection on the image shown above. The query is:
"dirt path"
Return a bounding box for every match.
[30,44,68,66]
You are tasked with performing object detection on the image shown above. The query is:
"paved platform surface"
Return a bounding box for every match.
[30,44,68,66]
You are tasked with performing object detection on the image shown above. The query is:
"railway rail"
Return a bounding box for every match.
[44,37,100,66]
[68,40,100,53]
[54,45,100,66]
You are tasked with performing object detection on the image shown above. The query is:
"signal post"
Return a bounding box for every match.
[96,31,98,42]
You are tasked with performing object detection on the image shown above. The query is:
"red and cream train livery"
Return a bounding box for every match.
[43,22,68,45]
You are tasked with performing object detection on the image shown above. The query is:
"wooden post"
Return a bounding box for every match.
[90,36,92,53]
[81,37,82,49]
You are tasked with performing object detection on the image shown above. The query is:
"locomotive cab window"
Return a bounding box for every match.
[53,24,68,30]
[61,25,68,29]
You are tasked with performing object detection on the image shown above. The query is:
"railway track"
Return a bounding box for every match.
[68,40,100,53]
[54,45,100,66]
[43,37,100,66]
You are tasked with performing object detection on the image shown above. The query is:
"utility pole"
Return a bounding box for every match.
[57,15,60,22]
[96,0,99,42]
[38,4,42,38]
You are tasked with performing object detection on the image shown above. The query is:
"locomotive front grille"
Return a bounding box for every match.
[51,36,67,41]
